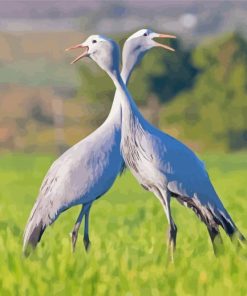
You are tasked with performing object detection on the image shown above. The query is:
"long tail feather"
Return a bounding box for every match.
[174,193,245,245]
[216,211,246,243]
[23,199,48,256]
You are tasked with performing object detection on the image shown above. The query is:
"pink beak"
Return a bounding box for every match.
[65,44,89,64]
[154,34,176,52]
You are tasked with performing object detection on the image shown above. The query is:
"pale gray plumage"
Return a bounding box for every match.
[121,33,245,256]
[24,30,245,258]
[23,39,123,254]
[23,120,123,253]
[75,33,245,259]
[23,30,172,254]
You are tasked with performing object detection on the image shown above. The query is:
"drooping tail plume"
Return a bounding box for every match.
[23,199,48,256]
[215,211,246,244]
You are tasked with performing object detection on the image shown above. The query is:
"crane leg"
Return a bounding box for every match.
[71,203,91,253]
[83,204,92,252]
[207,226,223,256]
[153,187,177,263]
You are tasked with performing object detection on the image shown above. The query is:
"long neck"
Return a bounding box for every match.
[108,69,141,121]
[121,53,138,85]
[106,56,136,122]
[110,71,130,105]
[121,40,145,86]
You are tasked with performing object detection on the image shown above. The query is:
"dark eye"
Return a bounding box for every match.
[92,40,97,44]
[143,33,148,36]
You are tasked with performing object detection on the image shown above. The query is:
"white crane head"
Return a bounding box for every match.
[122,29,176,80]
[66,35,120,74]
[125,28,176,53]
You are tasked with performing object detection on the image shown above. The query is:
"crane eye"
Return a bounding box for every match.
[143,33,148,36]
[92,40,97,44]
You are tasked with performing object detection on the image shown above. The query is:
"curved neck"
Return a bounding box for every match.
[121,48,145,85]
[121,62,134,85]
[109,70,127,96]
[108,68,141,120]
[106,56,136,123]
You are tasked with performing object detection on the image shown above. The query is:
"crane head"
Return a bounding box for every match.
[122,29,176,73]
[66,35,120,74]
[125,28,176,52]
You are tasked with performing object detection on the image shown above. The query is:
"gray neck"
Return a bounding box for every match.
[107,44,141,126]
[120,59,135,86]
[121,44,145,86]
[108,68,143,122]
[109,70,131,108]
[106,56,136,123]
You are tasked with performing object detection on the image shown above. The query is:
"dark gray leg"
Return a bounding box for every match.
[83,204,92,252]
[71,203,91,252]
[167,221,177,259]
[154,188,177,263]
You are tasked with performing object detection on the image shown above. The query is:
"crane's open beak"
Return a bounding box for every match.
[153,34,176,52]
[65,44,89,64]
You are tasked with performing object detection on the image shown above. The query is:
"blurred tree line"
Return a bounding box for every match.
[76,32,247,152]
[1,31,246,153]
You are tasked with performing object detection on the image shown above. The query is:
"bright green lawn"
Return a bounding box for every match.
[0,153,247,295]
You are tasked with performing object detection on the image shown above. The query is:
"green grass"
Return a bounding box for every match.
[0,153,247,295]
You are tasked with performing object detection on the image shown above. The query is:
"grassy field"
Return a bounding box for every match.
[0,153,247,295]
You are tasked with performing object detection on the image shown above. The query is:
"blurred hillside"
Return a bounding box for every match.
[162,33,247,151]
[1,0,247,153]
[77,32,247,152]
[0,31,83,86]
[1,30,247,153]
[0,31,93,153]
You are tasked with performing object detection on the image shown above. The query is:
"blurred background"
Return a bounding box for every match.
[1,0,247,154]
[1,2,247,293]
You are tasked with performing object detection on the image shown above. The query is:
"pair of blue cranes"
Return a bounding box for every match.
[23,29,245,260]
